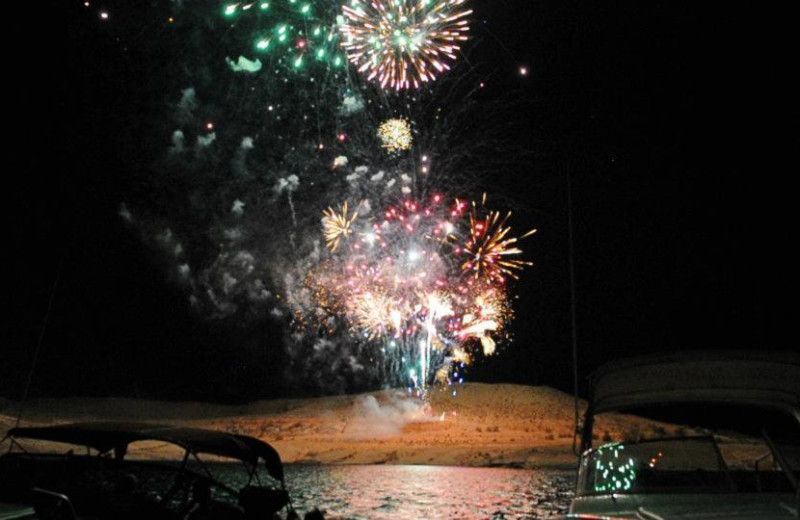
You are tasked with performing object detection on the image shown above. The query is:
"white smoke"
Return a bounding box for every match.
[157,229,174,246]
[274,174,301,231]
[339,94,364,116]
[231,199,245,216]
[345,393,429,437]
[232,251,255,271]
[196,132,216,148]
[222,272,238,294]
[206,287,235,315]
[169,130,186,154]
[176,88,197,123]
[178,263,191,278]
[226,56,262,73]
[333,155,348,169]
[273,175,300,195]
[118,203,133,223]
[223,228,243,241]
[247,279,271,301]
[233,137,255,176]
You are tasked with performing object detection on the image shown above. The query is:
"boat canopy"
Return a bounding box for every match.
[588,350,800,420]
[7,422,284,482]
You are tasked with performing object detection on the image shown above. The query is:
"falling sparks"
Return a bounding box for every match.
[340,0,473,90]
[378,118,413,152]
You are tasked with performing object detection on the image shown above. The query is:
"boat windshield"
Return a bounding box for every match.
[577,436,735,495]
[578,433,800,497]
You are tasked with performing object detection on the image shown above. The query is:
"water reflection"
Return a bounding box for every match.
[283,465,573,519]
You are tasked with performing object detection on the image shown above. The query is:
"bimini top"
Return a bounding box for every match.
[7,422,284,482]
[588,350,800,420]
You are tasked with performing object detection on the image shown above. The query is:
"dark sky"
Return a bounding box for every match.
[5,1,795,402]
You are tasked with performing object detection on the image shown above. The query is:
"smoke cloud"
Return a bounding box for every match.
[345,393,430,437]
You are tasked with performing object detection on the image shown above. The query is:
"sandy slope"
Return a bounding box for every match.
[0,384,680,469]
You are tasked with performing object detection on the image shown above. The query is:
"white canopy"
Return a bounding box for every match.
[588,350,800,421]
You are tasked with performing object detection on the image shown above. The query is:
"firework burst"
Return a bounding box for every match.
[461,195,537,283]
[378,118,414,152]
[323,201,360,252]
[307,193,532,391]
[340,0,473,90]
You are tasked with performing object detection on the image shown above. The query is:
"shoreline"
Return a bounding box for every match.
[1,383,674,469]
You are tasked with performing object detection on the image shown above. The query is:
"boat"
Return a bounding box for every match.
[568,350,800,519]
[0,421,318,519]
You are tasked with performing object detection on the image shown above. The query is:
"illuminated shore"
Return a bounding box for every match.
[1,383,679,469]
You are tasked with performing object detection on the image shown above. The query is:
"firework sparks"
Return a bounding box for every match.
[110,0,534,397]
[307,193,532,390]
[340,0,473,90]
[461,195,537,283]
[323,201,360,251]
[223,1,347,73]
[378,118,413,152]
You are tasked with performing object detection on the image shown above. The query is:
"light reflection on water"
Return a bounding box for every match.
[282,465,574,519]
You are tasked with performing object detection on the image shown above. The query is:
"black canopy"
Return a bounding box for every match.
[8,421,284,482]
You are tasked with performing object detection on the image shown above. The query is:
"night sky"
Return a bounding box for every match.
[5,1,794,402]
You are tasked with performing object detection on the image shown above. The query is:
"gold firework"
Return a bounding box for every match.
[323,201,359,252]
[378,118,413,152]
[462,195,537,283]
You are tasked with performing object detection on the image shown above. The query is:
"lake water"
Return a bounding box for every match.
[281,465,574,519]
